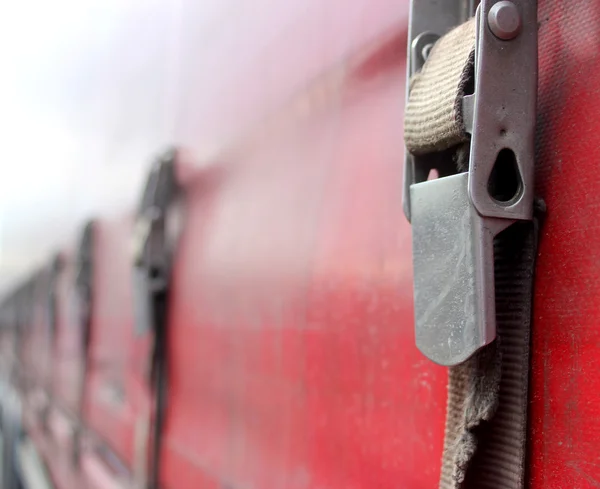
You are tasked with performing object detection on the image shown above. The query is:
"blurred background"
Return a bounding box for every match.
[0,1,594,488]
[0,0,406,293]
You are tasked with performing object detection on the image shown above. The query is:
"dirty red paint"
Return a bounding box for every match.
[531,1,600,488]
[7,0,600,488]
[161,31,448,488]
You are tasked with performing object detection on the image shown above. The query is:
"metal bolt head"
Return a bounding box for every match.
[488,1,521,40]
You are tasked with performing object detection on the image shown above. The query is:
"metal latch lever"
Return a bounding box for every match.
[404,0,537,366]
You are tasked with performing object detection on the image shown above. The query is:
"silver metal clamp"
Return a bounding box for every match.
[403,0,537,366]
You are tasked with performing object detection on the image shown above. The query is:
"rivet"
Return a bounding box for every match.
[488,1,521,40]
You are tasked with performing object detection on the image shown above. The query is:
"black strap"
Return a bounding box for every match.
[148,288,169,489]
[72,221,95,465]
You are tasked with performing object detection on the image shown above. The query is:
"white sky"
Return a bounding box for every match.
[0,0,189,290]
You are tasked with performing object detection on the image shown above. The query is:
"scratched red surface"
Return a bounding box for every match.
[531,1,600,488]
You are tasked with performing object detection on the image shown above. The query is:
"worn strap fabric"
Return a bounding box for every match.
[441,221,539,489]
[465,219,539,489]
[440,339,501,488]
[404,18,476,155]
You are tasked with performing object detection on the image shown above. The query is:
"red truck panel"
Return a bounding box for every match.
[4,0,600,488]
[53,256,85,413]
[84,217,139,467]
[530,1,600,487]
[159,32,447,489]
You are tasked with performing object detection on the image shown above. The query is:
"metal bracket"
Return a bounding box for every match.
[403,0,476,221]
[72,221,95,467]
[404,0,537,365]
[132,148,178,336]
[132,148,180,489]
[47,254,63,346]
[74,222,95,348]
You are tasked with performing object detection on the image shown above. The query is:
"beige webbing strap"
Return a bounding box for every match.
[404,18,537,489]
[404,18,476,155]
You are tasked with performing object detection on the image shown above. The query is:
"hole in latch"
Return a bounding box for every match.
[427,168,439,180]
[487,148,522,204]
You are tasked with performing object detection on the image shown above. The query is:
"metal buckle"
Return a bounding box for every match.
[74,222,94,342]
[404,0,537,365]
[47,254,63,343]
[132,148,178,335]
